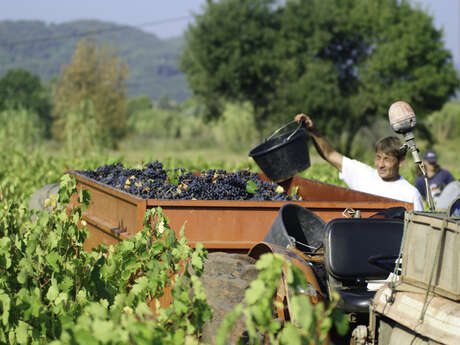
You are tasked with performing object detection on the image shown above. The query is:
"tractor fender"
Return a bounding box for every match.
[248,242,326,305]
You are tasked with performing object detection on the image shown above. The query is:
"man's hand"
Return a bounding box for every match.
[294,113,343,171]
[295,113,318,134]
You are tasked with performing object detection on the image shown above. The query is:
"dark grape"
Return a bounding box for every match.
[80,161,297,201]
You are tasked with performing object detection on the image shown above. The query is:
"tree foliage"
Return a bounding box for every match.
[181,0,460,153]
[423,101,460,141]
[180,0,281,122]
[126,94,152,118]
[52,39,128,150]
[0,109,45,152]
[0,68,52,135]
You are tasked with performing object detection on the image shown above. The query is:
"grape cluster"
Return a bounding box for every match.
[80,161,297,201]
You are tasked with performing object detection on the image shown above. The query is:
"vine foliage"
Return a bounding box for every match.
[0,174,211,344]
[216,254,348,345]
[0,150,349,344]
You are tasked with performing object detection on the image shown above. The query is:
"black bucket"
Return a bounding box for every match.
[248,121,310,182]
[264,204,326,253]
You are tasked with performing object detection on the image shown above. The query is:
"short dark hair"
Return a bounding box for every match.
[375,136,405,161]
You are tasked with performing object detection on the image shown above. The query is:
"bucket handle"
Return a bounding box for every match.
[265,119,305,142]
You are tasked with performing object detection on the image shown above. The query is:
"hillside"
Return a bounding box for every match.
[0,20,191,101]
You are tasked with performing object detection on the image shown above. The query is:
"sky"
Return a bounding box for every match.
[0,0,458,67]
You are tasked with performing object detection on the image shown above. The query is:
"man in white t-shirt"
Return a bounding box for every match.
[294,114,424,211]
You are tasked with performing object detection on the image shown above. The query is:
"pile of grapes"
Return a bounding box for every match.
[80,161,297,201]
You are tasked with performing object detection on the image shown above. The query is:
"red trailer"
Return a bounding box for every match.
[68,171,411,252]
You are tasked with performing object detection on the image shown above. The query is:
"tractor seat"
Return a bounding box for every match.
[323,218,404,314]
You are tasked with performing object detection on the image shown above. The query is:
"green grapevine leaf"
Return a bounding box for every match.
[45,252,60,272]
[173,329,185,345]
[332,308,349,336]
[246,180,258,194]
[254,251,275,270]
[93,319,114,342]
[75,330,99,345]
[191,250,203,272]
[60,276,74,293]
[291,295,313,330]
[29,295,41,318]
[290,185,299,198]
[17,260,32,284]
[167,169,183,186]
[245,280,265,305]
[319,316,333,341]
[131,276,149,296]
[0,293,10,326]
[46,280,59,302]
[278,323,302,345]
[55,292,68,306]
[0,237,11,269]
[78,188,91,204]
[16,320,30,345]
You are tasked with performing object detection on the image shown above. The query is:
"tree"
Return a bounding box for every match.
[126,94,152,118]
[0,68,52,136]
[276,0,460,153]
[181,0,460,153]
[180,0,281,124]
[52,39,128,150]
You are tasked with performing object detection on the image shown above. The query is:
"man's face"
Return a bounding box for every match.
[423,160,437,177]
[423,160,436,169]
[374,151,401,181]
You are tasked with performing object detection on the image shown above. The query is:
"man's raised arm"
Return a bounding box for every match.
[294,113,343,172]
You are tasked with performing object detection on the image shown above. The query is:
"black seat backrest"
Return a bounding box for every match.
[324,218,404,282]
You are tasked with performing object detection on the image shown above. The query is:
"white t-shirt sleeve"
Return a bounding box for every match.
[412,190,425,211]
[339,156,376,190]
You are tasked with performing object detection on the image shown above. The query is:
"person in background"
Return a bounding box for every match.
[415,149,455,203]
[294,113,424,211]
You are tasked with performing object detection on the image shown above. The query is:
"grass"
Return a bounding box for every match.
[26,127,460,190]
[116,137,253,168]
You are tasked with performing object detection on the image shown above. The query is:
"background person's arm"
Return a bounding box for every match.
[295,113,343,171]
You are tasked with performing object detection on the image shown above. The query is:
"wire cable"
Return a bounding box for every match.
[2,15,192,46]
